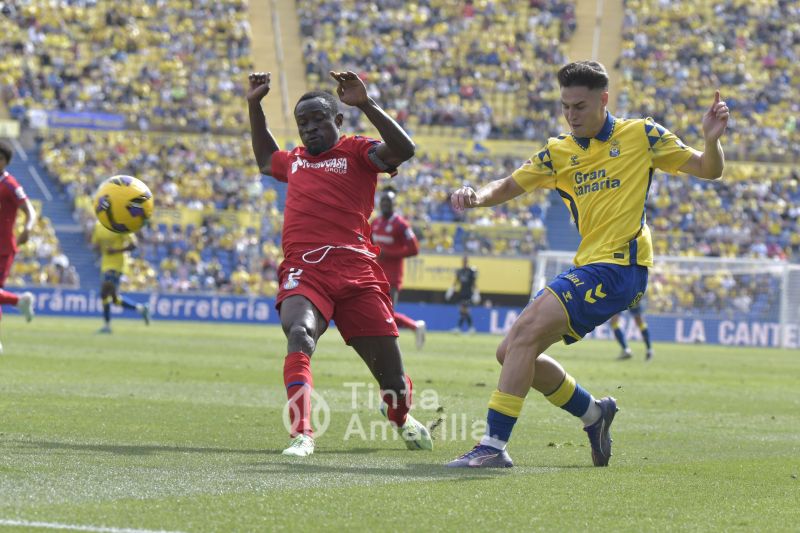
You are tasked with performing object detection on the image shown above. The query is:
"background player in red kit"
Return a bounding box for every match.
[370,187,426,350]
[247,70,432,456]
[0,141,36,353]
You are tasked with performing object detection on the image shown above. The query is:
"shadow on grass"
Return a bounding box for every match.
[11,440,433,459]
[9,439,579,478]
[244,460,515,481]
[10,439,280,456]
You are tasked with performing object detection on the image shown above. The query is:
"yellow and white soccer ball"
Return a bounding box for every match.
[93,175,154,233]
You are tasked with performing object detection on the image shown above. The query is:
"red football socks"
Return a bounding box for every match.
[393,312,418,330]
[0,289,19,306]
[382,374,413,427]
[283,351,314,437]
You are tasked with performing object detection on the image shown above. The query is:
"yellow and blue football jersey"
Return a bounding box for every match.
[91,222,136,274]
[513,113,698,267]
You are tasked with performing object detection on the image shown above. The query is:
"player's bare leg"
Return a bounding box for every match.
[279,295,328,457]
[351,336,432,450]
[448,291,616,468]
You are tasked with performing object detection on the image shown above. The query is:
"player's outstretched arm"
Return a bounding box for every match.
[451,176,526,212]
[678,91,729,180]
[330,71,415,168]
[247,72,281,176]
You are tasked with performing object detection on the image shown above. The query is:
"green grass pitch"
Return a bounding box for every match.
[1,316,798,532]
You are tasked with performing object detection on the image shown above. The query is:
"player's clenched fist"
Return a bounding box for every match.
[451,186,479,211]
[247,72,271,102]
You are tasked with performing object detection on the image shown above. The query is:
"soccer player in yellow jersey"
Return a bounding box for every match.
[91,222,150,333]
[447,61,729,468]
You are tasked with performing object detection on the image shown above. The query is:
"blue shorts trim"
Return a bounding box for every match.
[536,263,648,345]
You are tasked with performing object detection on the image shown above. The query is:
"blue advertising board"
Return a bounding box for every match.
[47,111,126,130]
[11,288,797,349]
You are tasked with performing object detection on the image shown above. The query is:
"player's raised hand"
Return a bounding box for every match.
[702,91,729,142]
[330,71,369,107]
[451,186,479,212]
[247,72,271,102]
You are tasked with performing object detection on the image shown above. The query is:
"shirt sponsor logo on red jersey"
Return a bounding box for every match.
[291,155,348,175]
[372,234,394,244]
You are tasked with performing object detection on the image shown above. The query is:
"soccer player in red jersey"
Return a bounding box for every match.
[0,141,37,353]
[247,70,432,456]
[370,188,426,350]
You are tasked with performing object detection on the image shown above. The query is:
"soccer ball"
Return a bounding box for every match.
[93,175,154,233]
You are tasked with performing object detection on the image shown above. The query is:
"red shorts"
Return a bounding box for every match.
[0,253,15,287]
[276,250,398,343]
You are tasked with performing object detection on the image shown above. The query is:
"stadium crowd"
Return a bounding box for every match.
[298,0,577,140]
[0,0,251,133]
[8,207,79,288]
[617,0,799,162]
[3,0,795,324]
[647,270,780,321]
[648,168,800,261]
[37,129,550,293]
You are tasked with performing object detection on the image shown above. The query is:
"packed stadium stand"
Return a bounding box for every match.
[649,166,800,260]
[647,268,780,321]
[0,0,797,322]
[616,0,799,162]
[298,0,577,140]
[0,0,252,133]
[3,148,80,288]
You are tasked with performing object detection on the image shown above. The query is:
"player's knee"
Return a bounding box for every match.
[287,324,315,354]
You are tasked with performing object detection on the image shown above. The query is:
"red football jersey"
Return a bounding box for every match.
[370,213,419,288]
[0,172,27,254]
[271,136,388,259]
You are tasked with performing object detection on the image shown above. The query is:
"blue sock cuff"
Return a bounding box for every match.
[562,384,592,418]
[487,408,517,442]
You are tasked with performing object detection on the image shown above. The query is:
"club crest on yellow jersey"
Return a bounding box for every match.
[609,139,621,157]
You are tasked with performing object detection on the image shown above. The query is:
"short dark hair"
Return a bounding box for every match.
[295,90,339,116]
[557,61,609,90]
[0,140,12,164]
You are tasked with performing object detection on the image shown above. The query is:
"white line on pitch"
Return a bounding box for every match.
[0,518,185,533]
